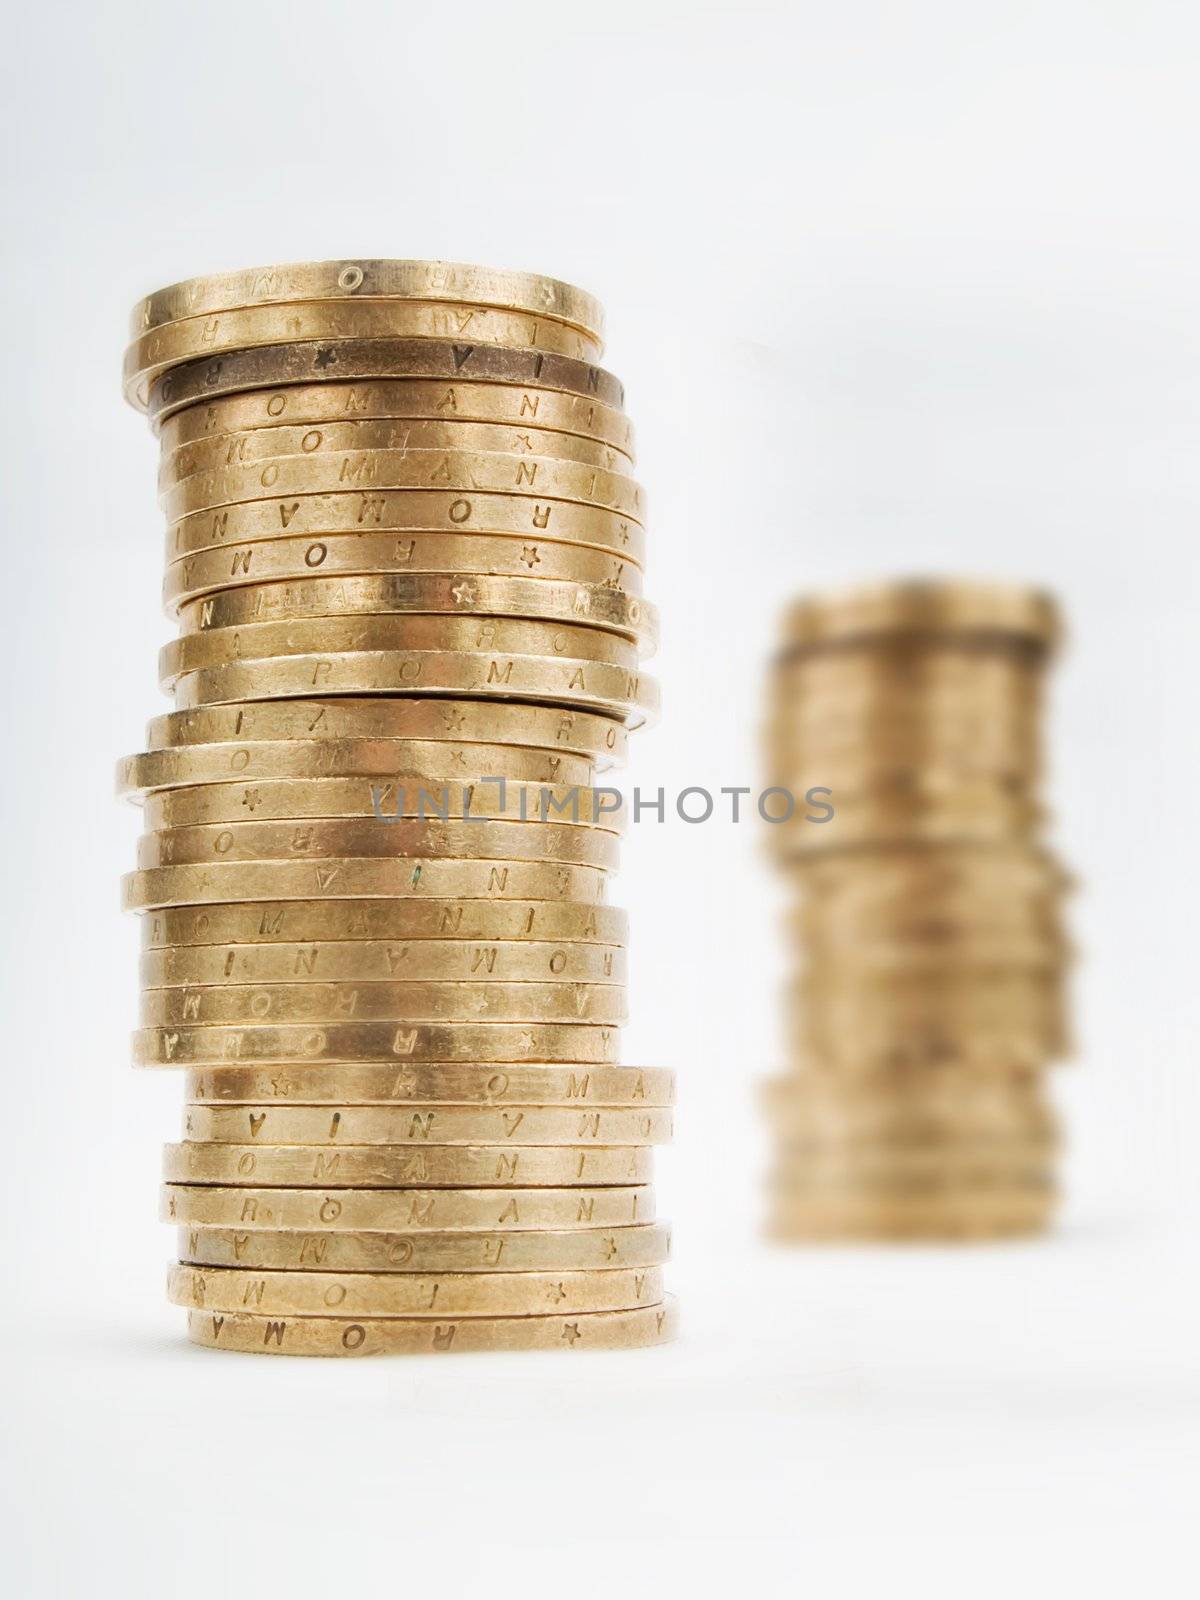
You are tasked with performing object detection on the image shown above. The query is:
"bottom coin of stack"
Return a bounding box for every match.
[762,580,1074,1240]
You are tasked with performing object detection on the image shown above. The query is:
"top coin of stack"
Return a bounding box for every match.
[119,260,675,1356]
[761,579,1073,1241]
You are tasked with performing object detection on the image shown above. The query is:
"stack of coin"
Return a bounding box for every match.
[762,580,1073,1240]
[119,260,675,1354]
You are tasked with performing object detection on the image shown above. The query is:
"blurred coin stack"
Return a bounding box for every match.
[762,580,1072,1240]
[119,260,675,1355]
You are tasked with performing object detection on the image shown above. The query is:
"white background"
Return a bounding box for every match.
[3,2,1198,1594]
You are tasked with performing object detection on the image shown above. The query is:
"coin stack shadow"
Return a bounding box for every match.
[762,580,1073,1240]
[119,260,676,1354]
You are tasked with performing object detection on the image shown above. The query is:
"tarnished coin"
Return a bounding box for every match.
[126,302,603,408]
[147,339,625,423]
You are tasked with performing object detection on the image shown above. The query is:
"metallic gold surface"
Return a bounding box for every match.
[122,859,609,911]
[182,1063,673,1106]
[145,939,625,986]
[163,534,642,611]
[180,1103,670,1146]
[168,655,657,727]
[178,1221,672,1272]
[162,1183,653,1230]
[168,1263,663,1317]
[184,1299,677,1355]
[120,742,598,797]
[160,446,643,524]
[158,379,633,456]
[147,339,625,422]
[132,260,606,345]
[135,1020,621,1066]
[160,416,632,487]
[135,817,622,870]
[126,302,603,407]
[142,980,628,1027]
[139,900,629,947]
[174,576,656,651]
[142,698,629,762]
[142,778,624,832]
[167,490,643,563]
[163,1142,654,1188]
[160,614,639,682]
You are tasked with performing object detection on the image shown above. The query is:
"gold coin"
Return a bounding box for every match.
[161,417,632,488]
[179,1221,670,1272]
[158,379,633,456]
[183,1062,671,1106]
[132,261,605,344]
[175,576,656,651]
[147,339,625,424]
[126,302,602,408]
[771,803,1045,855]
[780,580,1060,652]
[169,1263,664,1318]
[168,490,642,563]
[161,448,643,526]
[143,981,628,1027]
[164,1142,654,1188]
[162,1182,652,1230]
[142,779,625,832]
[164,534,641,611]
[184,1299,677,1355]
[770,1149,1056,1181]
[144,698,628,762]
[160,614,639,684]
[181,1103,669,1146]
[135,1020,620,1066]
[766,1196,1053,1242]
[123,859,608,912]
[770,1169,1056,1201]
[119,741,597,798]
[796,938,1069,974]
[169,655,657,726]
[144,938,626,986]
[140,899,628,947]
[137,818,620,872]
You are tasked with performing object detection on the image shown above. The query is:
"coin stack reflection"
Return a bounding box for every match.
[120,260,675,1354]
[763,581,1072,1240]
